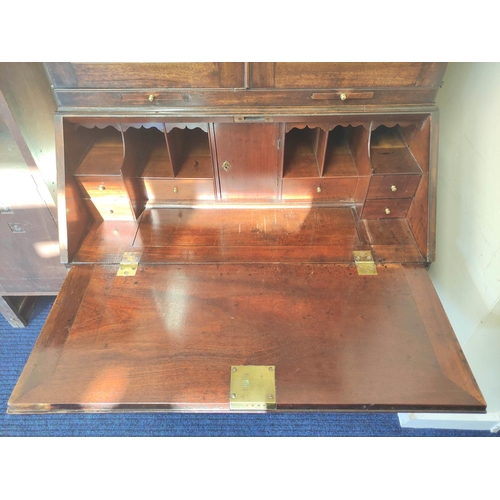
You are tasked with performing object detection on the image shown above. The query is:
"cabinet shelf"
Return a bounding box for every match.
[283,127,322,178]
[323,126,359,177]
[370,125,422,174]
[74,126,124,176]
[168,127,213,179]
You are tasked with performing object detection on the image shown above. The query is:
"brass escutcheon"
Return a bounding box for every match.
[221,161,232,172]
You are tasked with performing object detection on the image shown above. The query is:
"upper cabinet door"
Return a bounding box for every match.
[213,123,282,202]
[250,62,447,89]
[45,63,246,89]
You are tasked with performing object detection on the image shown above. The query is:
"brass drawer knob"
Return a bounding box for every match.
[317,186,322,193]
[98,184,106,191]
[391,185,397,192]
[340,93,347,101]
[148,94,156,102]
[173,186,178,193]
[385,208,391,215]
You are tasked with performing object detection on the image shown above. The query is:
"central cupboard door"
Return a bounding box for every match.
[213,123,282,202]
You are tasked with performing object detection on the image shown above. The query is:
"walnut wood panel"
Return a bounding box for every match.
[134,207,359,250]
[45,63,246,89]
[214,123,281,202]
[8,263,484,413]
[282,178,358,202]
[403,265,485,405]
[362,199,413,219]
[250,62,276,88]
[407,174,430,260]
[272,63,447,89]
[367,174,421,199]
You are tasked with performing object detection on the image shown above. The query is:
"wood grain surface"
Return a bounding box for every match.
[8,263,485,413]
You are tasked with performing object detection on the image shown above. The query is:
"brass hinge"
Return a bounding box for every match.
[117,252,142,277]
[230,366,276,410]
[353,250,377,276]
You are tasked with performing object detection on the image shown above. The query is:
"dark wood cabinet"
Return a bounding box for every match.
[7,62,486,414]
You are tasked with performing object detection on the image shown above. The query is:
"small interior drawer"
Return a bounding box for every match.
[367,174,421,199]
[361,198,413,219]
[143,179,216,202]
[282,177,357,202]
[84,198,135,221]
[77,177,127,199]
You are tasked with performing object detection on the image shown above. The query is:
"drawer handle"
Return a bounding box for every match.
[148,94,156,102]
[311,91,374,100]
[385,208,391,215]
[98,184,106,191]
[317,186,322,193]
[391,185,397,192]
[173,187,178,193]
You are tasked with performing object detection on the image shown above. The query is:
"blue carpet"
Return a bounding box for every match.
[1,296,496,437]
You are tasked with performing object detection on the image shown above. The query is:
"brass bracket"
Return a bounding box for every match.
[117,252,142,277]
[230,366,276,410]
[353,250,377,276]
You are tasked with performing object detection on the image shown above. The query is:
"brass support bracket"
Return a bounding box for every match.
[230,366,276,410]
[353,250,377,276]
[117,252,142,277]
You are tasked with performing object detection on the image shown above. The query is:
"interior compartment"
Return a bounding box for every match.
[166,127,213,179]
[74,126,124,176]
[323,125,360,177]
[283,127,324,177]
[134,125,173,178]
[370,125,422,174]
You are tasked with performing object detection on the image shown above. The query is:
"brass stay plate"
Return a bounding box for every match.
[230,366,276,410]
[353,250,377,276]
[117,252,142,277]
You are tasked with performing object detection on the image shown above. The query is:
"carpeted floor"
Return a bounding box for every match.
[0,296,496,437]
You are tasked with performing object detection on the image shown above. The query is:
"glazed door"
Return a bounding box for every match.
[213,123,282,202]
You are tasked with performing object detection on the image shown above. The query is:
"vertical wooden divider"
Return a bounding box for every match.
[121,125,147,220]
[317,128,329,177]
[350,122,372,218]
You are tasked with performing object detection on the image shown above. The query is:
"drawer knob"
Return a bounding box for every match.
[317,186,322,193]
[385,208,391,215]
[340,93,347,101]
[148,94,156,102]
[108,209,114,214]
[173,186,178,193]
[98,184,106,191]
[391,185,397,192]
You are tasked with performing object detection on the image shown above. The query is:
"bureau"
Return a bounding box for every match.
[8,63,486,413]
